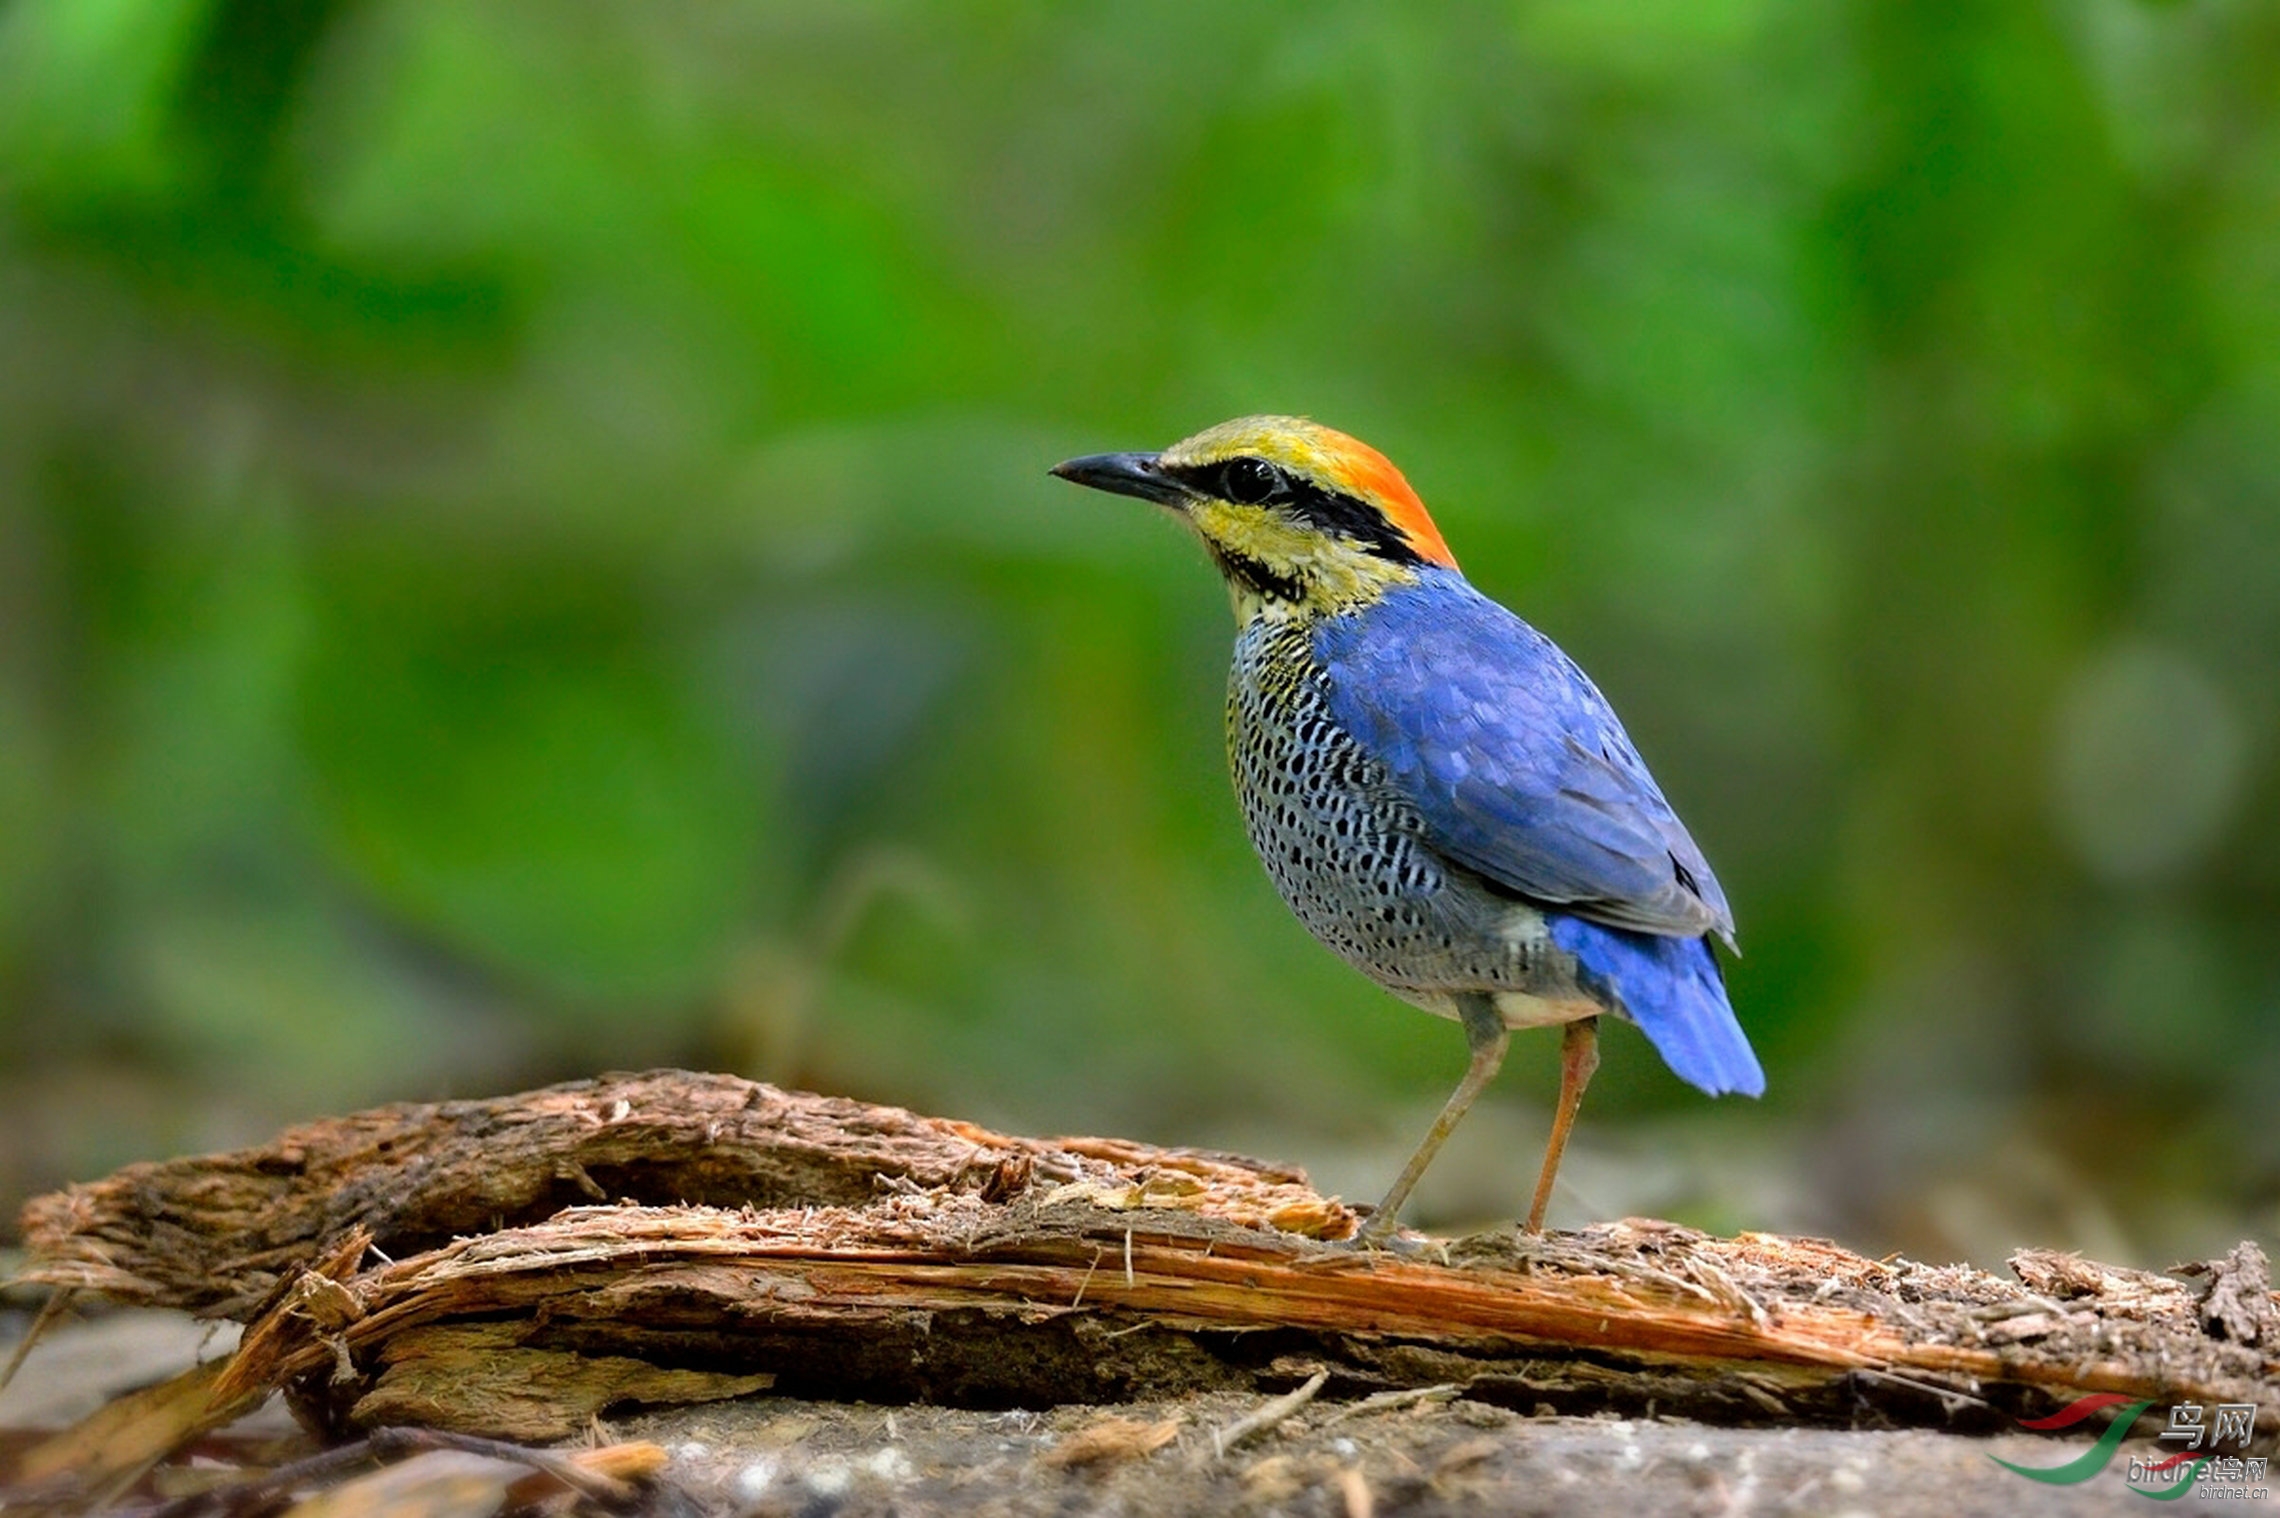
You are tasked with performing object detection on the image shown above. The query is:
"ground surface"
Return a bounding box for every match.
[0,1307,2193,1515]
[624,1389,2163,1517]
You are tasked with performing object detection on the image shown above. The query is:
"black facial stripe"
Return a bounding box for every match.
[1169,457,1427,569]
[1208,544,1305,603]
[1282,476,1427,567]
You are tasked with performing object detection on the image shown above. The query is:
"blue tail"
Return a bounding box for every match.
[1546,915,1764,1097]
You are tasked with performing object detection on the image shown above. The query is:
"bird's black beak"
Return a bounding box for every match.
[1049,451,1192,509]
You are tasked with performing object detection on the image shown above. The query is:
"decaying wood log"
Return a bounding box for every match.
[12,1072,1343,1320]
[9,1070,2278,1478]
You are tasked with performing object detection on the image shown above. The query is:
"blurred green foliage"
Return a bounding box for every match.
[1,0,2274,1263]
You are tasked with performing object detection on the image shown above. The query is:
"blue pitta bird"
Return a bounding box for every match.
[1052,416,1762,1242]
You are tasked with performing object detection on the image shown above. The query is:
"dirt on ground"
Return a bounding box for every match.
[620,1386,2169,1518]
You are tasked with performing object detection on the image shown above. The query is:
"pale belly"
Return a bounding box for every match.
[1392,966,1602,1030]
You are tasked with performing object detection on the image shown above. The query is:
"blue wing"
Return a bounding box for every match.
[1316,573,1760,1096]
[1315,572,1735,945]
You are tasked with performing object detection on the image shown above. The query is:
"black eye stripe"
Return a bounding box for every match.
[1289,486,1425,566]
[1168,456,1427,569]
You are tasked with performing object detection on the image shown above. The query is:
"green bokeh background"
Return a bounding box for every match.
[1,0,2274,1266]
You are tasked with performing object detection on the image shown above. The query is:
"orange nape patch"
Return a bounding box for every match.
[1314,429,1458,571]
[1160,415,1460,571]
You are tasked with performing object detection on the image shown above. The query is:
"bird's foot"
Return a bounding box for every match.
[1332,1215,1447,1263]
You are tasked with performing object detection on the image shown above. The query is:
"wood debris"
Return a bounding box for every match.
[1036,1415,1181,1469]
[3,1068,2275,1509]
[1214,1371,1330,1456]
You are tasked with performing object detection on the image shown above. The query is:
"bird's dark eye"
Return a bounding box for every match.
[1219,457,1284,505]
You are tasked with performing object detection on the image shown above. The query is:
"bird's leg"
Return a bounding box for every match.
[1354,995,1508,1245]
[1523,1016,1600,1234]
